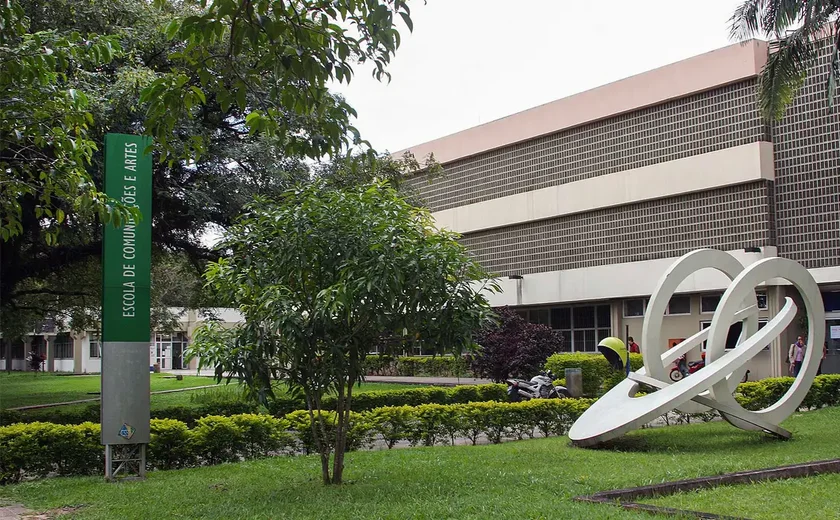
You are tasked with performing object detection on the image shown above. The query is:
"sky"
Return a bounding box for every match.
[330,0,750,154]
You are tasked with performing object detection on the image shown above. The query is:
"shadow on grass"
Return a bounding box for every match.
[582,425,789,455]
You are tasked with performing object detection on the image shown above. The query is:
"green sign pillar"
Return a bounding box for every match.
[101,133,152,479]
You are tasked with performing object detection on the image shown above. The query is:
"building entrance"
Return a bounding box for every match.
[823,316,840,375]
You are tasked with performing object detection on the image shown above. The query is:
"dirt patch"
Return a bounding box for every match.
[19,506,84,519]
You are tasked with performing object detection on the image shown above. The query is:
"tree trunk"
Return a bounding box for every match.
[331,376,347,484]
[305,389,331,485]
[332,367,355,485]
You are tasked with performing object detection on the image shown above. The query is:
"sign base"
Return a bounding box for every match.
[104,443,147,481]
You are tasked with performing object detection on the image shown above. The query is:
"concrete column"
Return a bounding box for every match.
[4,339,11,372]
[610,301,624,340]
[45,335,55,372]
[767,285,784,377]
[22,335,32,372]
[73,333,84,374]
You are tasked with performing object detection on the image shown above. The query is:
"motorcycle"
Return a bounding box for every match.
[669,353,705,382]
[506,370,571,401]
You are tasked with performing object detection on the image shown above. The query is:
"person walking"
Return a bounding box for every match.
[628,336,640,354]
[788,336,806,377]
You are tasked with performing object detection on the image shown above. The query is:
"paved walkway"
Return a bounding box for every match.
[0,505,27,520]
[363,375,493,386]
[166,369,493,387]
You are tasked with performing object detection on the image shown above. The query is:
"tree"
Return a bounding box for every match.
[730,1,840,120]
[472,307,564,383]
[189,181,497,484]
[2,0,419,335]
[1,251,209,340]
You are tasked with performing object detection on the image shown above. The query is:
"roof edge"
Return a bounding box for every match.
[396,39,768,165]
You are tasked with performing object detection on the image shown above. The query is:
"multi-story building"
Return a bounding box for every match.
[400,39,840,378]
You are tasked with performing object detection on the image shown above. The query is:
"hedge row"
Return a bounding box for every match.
[2,384,509,426]
[544,353,645,396]
[363,356,472,377]
[4,375,840,483]
[0,399,594,483]
[0,400,260,428]
[736,374,840,411]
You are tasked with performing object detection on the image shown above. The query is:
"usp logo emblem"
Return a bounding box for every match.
[118,423,136,440]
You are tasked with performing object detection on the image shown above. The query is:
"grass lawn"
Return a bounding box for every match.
[0,372,218,409]
[144,381,435,410]
[2,372,436,414]
[2,407,840,519]
[641,472,840,519]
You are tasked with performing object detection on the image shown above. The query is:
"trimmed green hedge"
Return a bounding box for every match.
[2,384,507,427]
[0,400,260,428]
[3,374,840,483]
[0,398,592,483]
[363,356,472,377]
[544,353,644,396]
[736,374,840,411]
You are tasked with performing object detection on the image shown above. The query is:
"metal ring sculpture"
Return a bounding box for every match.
[568,249,825,447]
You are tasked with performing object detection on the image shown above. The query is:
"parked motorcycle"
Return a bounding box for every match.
[506,370,571,401]
[669,353,706,382]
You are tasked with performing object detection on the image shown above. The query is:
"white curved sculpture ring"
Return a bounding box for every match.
[568,249,825,447]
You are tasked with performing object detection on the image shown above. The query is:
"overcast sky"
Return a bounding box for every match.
[330,0,749,154]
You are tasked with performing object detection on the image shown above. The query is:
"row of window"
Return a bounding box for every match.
[623,292,768,318]
[6,334,173,360]
[516,305,611,353]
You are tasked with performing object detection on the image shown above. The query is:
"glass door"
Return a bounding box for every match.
[154,333,172,370]
[824,318,840,374]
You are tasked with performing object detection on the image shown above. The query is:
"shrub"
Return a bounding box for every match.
[285,410,370,454]
[735,374,840,411]
[0,410,23,426]
[544,353,644,396]
[192,415,245,464]
[148,418,195,470]
[230,414,292,458]
[0,421,102,484]
[472,307,565,382]
[365,406,415,449]
[407,404,456,446]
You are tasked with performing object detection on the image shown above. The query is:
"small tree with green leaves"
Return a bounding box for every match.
[190,181,497,484]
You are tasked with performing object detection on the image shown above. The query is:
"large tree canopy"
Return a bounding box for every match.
[1,0,418,336]
[731,0,840,120]
[190,181,497,484]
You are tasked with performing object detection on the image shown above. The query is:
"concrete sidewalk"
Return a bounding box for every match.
[363,375,493,386]
[166,369,493,387]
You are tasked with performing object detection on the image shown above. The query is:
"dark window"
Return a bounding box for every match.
[54,334,73,359]
[11,341,24,359]
[596,305,611,328]
[701,295,721,313]
[89,334,101,358]
[756,292,768,310]
[666,296,691,315]
[573,307,595,329]
[551,308,572,330]
[530,309,550,326]
[624,299,645,317]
